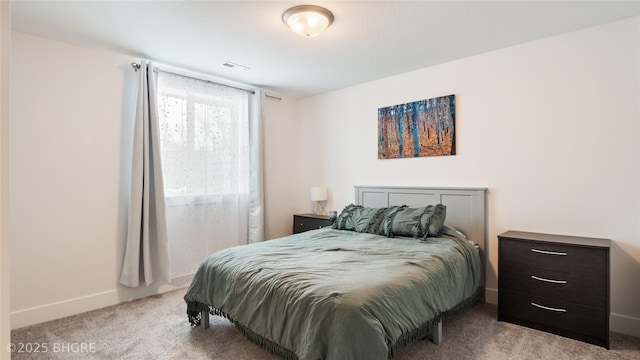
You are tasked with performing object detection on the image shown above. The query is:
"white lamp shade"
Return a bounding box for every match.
[310,187,327,201]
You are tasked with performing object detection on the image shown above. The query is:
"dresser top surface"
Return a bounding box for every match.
[499,230,610,248]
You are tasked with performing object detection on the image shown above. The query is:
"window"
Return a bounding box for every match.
[156,72,251,276]
[157,74,249,200]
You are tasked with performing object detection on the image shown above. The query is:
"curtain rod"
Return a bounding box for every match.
[130,62,282,101]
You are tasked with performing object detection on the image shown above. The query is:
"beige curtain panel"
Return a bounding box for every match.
[120,61,171,287]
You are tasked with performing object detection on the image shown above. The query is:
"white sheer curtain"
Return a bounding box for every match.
[120,61,171,287]
[248,87,264,244]
[156,72,264,277]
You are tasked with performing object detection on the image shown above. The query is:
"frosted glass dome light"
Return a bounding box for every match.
[283,5,334,37]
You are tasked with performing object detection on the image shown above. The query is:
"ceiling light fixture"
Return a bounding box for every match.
[282,5,334,37]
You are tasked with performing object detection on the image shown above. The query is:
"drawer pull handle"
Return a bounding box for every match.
[531,248,567,256]
[531,302,566,312]
[531,275,567,284]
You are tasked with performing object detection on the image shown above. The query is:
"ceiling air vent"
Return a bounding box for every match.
[221,61,250,71]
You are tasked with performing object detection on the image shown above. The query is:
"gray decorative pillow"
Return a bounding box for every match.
[332,204,360,231]
[366,207,388,234]
[419,204,447,236]
[332,205,387,234]
[384,204,447,239]
[353,207,386,233]
[379,205,408,237]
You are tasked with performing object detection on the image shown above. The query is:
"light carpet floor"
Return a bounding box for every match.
[11,289,640,359]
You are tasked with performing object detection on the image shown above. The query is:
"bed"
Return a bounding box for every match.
[184,186,486,359]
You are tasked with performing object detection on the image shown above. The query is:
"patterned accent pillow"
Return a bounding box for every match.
[354,207,386,233]
[332,205,387,234]
[332,204,360,231]
[384,204,447,239]
[379,205,408,237]
[418,204,447,237]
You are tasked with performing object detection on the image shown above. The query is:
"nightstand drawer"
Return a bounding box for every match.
[293,214,334,234]
[500,237,607,277]
[499,290,608,345]
[499,266,606,308]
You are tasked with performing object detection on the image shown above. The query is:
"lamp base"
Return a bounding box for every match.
[313,201,325,215]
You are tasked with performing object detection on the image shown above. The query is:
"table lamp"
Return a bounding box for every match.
[310,187,327,215]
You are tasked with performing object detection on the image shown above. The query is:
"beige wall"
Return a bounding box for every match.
[11,32,148,328]
[0,1,11,358]
[9,15,640,339]
[263,95,301,239]
[9,32,300,328]
[298,17,640,337]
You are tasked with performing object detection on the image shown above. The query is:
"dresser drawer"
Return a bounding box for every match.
[499,237,607,277]
[499,290,608,345]
[499,266,606,308]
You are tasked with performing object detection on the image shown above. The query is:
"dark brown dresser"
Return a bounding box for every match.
[498,230,610,349]
[292,214,334,234]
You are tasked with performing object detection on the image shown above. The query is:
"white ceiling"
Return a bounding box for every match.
[11,0,640,98]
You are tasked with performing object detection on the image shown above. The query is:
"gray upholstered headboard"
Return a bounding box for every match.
[355,186,487,253]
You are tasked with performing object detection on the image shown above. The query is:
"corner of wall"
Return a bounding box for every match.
[0,1,11,358]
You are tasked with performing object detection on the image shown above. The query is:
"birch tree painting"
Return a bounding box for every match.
[378,94,455,159]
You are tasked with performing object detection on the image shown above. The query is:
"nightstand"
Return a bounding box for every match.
[498,230,610,349]
[293,214,334,234]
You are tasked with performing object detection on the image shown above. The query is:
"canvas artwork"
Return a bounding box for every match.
[378,94,455,159]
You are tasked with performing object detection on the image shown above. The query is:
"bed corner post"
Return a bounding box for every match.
[202,310,210,329]
[432,320,442,345]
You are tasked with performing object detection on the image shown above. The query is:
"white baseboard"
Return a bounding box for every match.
[485,287,498,304]
[11,274,193,330]
[611,312,640,338]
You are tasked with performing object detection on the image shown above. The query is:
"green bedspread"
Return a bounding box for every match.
[184,228,483,360]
